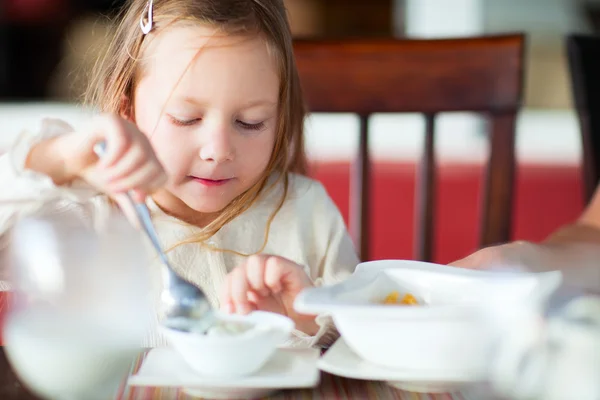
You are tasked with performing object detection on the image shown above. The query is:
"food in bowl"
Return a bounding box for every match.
[189,318,256,336]
[160,311,294,378]
[382,291,419,305]
[205,319,255,336]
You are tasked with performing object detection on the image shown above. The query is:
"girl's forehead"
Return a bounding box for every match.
[136,25,279,104]
[141,25,273,72]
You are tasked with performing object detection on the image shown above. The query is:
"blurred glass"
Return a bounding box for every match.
[482,275,600,400]
[3,211,151,400]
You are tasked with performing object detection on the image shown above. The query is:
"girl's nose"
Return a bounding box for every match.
[198,129,234,163]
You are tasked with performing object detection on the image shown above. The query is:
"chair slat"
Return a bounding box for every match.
[350,114,370,261]
[415,114,436,261]
[480,112,517,247]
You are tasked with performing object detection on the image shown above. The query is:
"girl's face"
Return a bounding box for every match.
[132,25,279,224]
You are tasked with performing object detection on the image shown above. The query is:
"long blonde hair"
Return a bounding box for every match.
[85,0,307,255]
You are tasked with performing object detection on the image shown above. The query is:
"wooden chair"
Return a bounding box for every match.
[294,34,525,262]
[567,34,600,205]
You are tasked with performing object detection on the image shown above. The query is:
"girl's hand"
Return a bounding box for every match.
[220,255,319,335]
[59,114,167,201]
[34,114,169,226]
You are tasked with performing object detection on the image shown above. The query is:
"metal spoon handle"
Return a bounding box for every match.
[129,198,171,267]
[92,142,170,267]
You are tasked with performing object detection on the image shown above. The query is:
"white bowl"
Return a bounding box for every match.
[295,260,562,379]
[159,311,294,378]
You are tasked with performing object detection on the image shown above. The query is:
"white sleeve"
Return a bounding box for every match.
[0,118,101,290]
[289,181,359,348]
[0,118,99,235]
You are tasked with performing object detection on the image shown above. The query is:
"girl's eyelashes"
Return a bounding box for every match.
[167,115,266,131]
[236,120,265,131]
[169,115,200,126]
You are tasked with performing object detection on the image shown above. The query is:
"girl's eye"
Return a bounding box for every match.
[169,115,201,127]
[237,120,265,131]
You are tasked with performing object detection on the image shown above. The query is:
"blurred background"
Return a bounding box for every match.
[0,0,596,263]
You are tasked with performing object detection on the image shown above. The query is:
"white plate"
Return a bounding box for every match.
[318,338,480,393]
[129,347,320,399]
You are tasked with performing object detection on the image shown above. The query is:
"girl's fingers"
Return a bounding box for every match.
[105,146,146,182]
[109,163,163,193]
[241,289,260,313]
[221,256,309,316]
[219,277,235,314]
[247,290,262,305]
[92,116,131,168]
[245,255,270,296]
[129,189,147,203]
[230,266,252,315]
[264,256,285,294]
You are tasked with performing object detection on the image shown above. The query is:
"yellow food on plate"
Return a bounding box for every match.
[382,291,419,305]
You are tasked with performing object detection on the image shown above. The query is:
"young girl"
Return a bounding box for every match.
[0,0,359,347]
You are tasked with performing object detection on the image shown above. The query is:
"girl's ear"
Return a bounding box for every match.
[119,95,135,121]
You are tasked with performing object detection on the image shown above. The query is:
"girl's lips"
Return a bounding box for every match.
[190,177,232,187]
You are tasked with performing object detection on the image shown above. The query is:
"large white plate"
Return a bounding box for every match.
[128,347,320,399]
[319,338,476,393]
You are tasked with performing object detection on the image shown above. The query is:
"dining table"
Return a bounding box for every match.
[0,346,501,400]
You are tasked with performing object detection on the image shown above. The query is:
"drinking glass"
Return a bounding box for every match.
[2,210,151,400]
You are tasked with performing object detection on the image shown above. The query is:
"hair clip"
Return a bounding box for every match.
[140,0,154,35]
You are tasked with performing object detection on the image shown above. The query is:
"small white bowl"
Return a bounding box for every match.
[295,260,562,377]
[159,311,294,378]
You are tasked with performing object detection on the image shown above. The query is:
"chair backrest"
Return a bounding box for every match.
[567,34,600,205]
[294,34,525,262]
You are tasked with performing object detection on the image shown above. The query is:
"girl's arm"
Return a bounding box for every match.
[545,186,600,245]
[0,118,99,231]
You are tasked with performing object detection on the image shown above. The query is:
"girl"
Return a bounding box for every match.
[0,0,359,347]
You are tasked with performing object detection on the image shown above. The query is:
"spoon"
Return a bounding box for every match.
[93,141,215,333]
